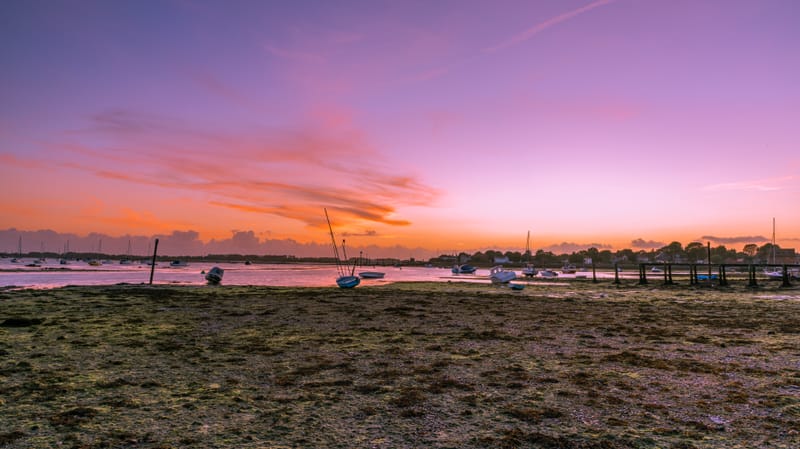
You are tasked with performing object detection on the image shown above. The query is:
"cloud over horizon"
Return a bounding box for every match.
[51,109,440,230]
[631,238,666,249]
[700,235,770,245]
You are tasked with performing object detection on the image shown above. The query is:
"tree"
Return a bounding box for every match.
[742,244,758,258]
[685,242,706,262]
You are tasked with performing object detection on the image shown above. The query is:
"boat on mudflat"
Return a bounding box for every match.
[359,271,385,279]
[325,208,360,289]
[205,266,224,284]
[539,269,559,279]
[489,266,516,284]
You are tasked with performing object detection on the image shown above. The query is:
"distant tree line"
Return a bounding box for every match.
[426,241,797,267]
[4,242,795,267]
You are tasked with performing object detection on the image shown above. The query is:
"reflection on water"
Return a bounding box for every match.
[0,259,626,289]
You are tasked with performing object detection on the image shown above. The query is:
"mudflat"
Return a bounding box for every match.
[1,283,798,448]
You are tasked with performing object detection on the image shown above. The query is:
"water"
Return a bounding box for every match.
[0,258,626,289]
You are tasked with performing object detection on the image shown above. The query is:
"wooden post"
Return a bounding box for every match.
[639,264,647,285]
[748,264,757,288]
[667,264,673,285]
[782,265,792,288]
[592,262,597,283]
[719,265,728,287]
[689,265,696,285]
[613,263,620,285]
[149,238,159,285]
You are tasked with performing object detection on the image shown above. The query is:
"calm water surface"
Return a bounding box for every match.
[0,259,625,289]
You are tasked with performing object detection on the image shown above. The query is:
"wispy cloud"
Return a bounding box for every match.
[702,176,794,192]
[700,235,769,245]
[486,0,616,52]
[58,109,438,229]
[264,43,326,64]
[342,229,378,238]
[542,241,612,253]
[631,238,665,249]
[0,153,45,169]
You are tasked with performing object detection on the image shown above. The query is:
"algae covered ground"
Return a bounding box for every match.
[1,282,799,448]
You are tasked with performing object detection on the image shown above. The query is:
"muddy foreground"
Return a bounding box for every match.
[1,282,799,448]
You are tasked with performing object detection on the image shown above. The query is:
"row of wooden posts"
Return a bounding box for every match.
[626,263,796,288]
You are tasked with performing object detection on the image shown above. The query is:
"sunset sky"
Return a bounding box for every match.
[1,0,798,257]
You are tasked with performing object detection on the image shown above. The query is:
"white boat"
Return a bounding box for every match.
[490,265,516,284]
[325,208,360,289]
[650,266,664,273]
[452,264,478,274]
[561,263,577,274]
[169,260,189,268]
[359,271,385,279]
[205,266,224,284]
[539,269,559,279]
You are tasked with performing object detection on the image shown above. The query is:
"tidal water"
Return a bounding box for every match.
[0,259,625,289]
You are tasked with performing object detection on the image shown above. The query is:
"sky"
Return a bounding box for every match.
[1,0,799,258]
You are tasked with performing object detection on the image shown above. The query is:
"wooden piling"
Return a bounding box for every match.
[782,265,792,288]
[149,238,159,285]
[748,264,758,288]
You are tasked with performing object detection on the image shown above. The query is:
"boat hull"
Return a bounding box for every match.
[359,271,385,279]
[490,266,516,284]
[205,267,224,284]
[336,275,360,288]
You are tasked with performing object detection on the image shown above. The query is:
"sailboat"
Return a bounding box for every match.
[764,218,783,280]
[325,208,360,288]
[358,252,386,279]
[120,240,134,265]
[11,236,21,263]
[521,231,537,277]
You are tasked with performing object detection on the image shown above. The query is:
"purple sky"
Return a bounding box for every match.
[1,0,798,257]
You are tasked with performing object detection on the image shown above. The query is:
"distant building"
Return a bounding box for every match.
[493,256,510,264]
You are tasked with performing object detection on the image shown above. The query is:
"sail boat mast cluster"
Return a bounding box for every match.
[324,208,360,288]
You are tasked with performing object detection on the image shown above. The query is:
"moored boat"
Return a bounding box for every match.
[452,264,478,274]
[359,271,385,279]
[325,208,360,289]
[205,266,224,284]
[490,265,516,284]
[539,269,559,279]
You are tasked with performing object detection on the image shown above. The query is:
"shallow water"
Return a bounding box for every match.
[0,259,625,289]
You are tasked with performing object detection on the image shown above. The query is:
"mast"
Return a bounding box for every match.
[771,217,776,265]
[324,208,345,277]
[525,231,531,263]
